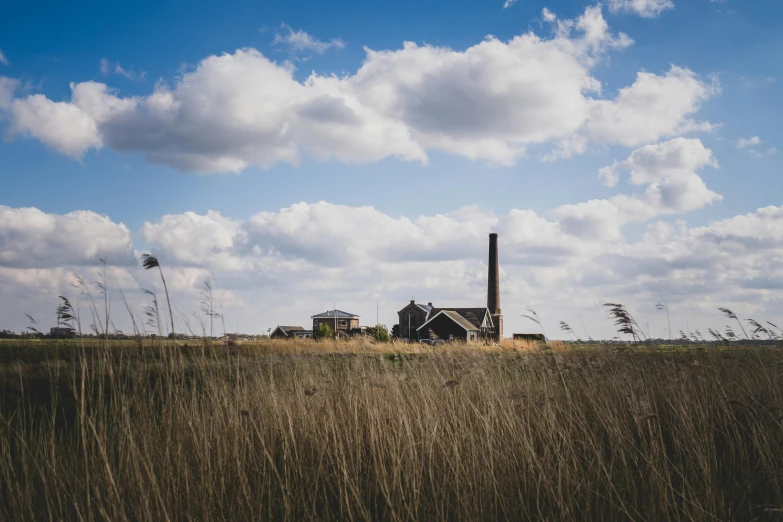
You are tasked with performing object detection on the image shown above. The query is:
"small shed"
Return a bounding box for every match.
[271,326,306,339]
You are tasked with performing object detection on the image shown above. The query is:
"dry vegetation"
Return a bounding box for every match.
[1,339,783,521]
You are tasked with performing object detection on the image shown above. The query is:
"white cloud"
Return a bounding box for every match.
[607,0,675,18]
[100,58,146,81]
[6,92,103,157]
[581,66,717,151]
[598,162,619,187]
[503,0,518,8]
[0,76,18,109]
[555,138,721,239]
[2,6,716,173]
[737,136,761,149]
[272,23,345,54]
[0,50,9,66]
[737,136,776,158]
[0,205,135,268]
[140,210,247,271]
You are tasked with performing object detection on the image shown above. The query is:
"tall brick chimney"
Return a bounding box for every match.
[487,233,503,339]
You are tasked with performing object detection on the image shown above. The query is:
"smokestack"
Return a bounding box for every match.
[488,233,500,315]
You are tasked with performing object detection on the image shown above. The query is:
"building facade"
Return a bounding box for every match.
[417,310,480,342]
[418,308,494,342]
[397,300,433,340]
[311,310,360,335]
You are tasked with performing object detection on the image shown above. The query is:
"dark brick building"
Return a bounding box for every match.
[393,233,504,343]
[397,300,433,340]
[417,308,496,342]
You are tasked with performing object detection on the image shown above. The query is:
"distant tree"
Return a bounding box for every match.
[315,322,334,340]
[391,324,400,338]
[367,325,391,343]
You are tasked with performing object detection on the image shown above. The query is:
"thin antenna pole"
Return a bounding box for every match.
[334,302,337,336]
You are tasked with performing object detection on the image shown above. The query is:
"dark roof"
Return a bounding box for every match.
[397,301,433,315]
[416,303,433,314]
[429,308,491,329]
[272,326,306,337]
[311,309,360,319]
[441,311,479,331]
[417,310,479,332]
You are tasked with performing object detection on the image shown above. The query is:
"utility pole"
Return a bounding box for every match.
[334,301,337,336]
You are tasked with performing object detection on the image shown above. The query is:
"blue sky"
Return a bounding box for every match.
[1,0,782,338]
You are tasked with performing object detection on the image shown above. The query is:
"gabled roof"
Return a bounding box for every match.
[278,326,305,332]
[417,310,479,332]
[398,301,433,315]
[311,309,360,319]
[428,308,492,330]
[272,325,305,337]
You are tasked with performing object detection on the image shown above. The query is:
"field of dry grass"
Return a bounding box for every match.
[1,339,782,521]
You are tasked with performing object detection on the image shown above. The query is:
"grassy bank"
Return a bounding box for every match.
[1,340,782,521]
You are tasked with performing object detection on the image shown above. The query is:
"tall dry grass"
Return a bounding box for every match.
[1,340,782,521]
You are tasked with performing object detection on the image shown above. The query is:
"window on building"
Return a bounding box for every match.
[339,320,347,327]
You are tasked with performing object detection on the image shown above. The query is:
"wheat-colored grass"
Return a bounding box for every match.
[1,339,782,521]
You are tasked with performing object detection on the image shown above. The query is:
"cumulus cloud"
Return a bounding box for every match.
[0,50,9,66]
[6,93,104,157]
[272,23,345,54]
[581,66,716,150]
[607,0,675,18]
[141,210,247,270]
[0,205,135,268]
[1,5,716,173]
[555,138,721,239]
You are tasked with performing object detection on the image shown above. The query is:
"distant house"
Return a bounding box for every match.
[311,310,360,335]
[270,326,306,339]
[417,308,495,343]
